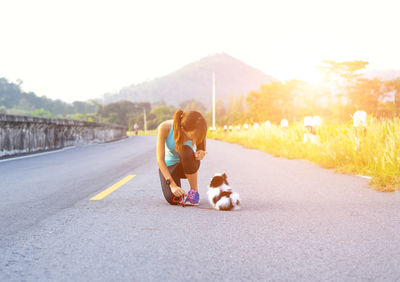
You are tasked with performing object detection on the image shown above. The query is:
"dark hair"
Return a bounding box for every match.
[173,109,207,152]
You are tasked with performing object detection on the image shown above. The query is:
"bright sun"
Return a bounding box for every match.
[275,64,324,85]
[299,66,324,85]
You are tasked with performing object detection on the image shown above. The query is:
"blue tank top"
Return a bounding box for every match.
[165,121,195,166]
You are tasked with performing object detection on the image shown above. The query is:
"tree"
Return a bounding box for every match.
[319,60,369,103]
[17,98,32,111]
[146,105,177,129]
[179,99,206,114]
[225,94,245,125]
[0,105,7,114]
[246,81,299,123]
[102,100,151,127]
[103,112,120,125]
[385,78,400,115]
[71,113,86,121]
[0,77,21,107]
[350,78,385,113]
[215,99,226,118]
[318,60,369,119]
[89,99,104,122]
[32,108,53,118]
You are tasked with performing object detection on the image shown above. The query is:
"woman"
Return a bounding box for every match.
[157,109,208,205]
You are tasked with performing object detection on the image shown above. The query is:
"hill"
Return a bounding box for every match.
[0,78,96,116]
[104,53,276,109]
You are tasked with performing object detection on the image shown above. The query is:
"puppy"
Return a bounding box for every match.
[207,173,240,211]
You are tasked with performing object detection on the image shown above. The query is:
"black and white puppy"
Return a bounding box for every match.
[207,173,240,211]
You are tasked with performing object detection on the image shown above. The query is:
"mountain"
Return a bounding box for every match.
[104,53,276,109]
[0,77,96,116]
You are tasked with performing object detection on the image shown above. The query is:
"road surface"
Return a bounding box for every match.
[0,136,399,281]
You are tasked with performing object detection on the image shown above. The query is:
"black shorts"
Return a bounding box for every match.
[159,145,200,205]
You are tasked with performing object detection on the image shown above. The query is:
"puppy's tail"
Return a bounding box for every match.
[231,192,240,207]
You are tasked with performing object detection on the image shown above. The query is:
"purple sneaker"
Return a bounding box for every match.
[184,189,200,206]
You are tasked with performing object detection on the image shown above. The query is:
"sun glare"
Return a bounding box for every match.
[275,64,324,86]
[298,66,323,85]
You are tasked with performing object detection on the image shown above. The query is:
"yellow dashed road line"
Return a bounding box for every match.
[90,175,136,200]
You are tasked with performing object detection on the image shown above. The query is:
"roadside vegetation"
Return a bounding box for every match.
[207,118,400,192]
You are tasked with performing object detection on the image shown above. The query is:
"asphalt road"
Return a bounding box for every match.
[0,136,399,281]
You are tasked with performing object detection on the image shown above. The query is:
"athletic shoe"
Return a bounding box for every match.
[185,189,200,206]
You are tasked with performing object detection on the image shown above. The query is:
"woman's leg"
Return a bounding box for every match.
[179,145,200,191]
[159,164,182,205]
[159,146,200,205]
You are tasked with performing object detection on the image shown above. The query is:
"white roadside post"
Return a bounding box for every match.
[304,116,313,143]
[352,110,367,151]
[264,120,271,138]
[312,115,321,143]
[280,119,288,128]
[304,116,321,144]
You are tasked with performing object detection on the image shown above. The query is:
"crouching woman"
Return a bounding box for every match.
[157,110,208,205]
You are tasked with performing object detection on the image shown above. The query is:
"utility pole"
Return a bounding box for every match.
[143,108,147,133]
[101,94,105,123]
[212,72,216,130]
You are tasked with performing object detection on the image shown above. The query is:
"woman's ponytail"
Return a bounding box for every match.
[173,109,184,152]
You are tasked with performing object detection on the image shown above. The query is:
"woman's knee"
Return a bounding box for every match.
[180,145,200,174]
[180,145,195,160]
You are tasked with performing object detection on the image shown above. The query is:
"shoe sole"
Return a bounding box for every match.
[184,200,200,206]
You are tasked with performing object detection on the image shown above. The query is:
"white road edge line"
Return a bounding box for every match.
[0,146,76,163]
[96,137,130,146]
[357,175,372,180]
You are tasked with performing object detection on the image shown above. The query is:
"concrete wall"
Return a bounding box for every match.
[0,114,127,158]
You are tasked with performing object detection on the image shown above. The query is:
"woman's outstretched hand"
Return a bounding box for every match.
[170,183,187,198]
[195,150,207,160]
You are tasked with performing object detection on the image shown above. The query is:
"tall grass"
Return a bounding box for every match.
[208,118,400,192]
[126,130,157,136]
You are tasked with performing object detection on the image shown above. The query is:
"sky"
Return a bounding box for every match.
[1,0,400,103]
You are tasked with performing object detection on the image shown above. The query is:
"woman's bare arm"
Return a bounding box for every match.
[157,121,173,181]
[156,121,186,197]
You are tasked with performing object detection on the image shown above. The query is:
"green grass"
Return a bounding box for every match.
[127,130,157,136]
[208,118,400,192]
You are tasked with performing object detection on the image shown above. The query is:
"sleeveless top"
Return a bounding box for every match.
[165,121,195,166]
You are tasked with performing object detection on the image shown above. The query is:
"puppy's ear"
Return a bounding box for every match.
[222,173,229,185]
[210,176,223,188]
